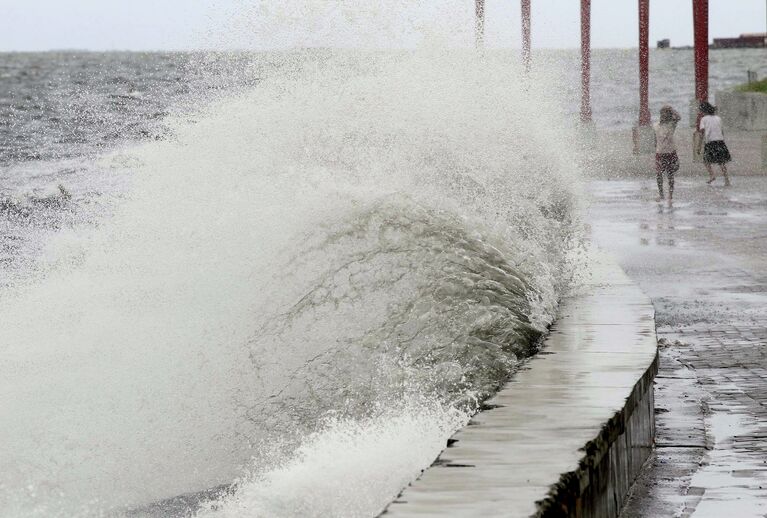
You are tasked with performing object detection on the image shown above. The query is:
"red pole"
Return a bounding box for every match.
[580,0,592,123]
[693,0,709,103]
[521,0,531,70]
[639,0,651,126]
[476,0,485,48]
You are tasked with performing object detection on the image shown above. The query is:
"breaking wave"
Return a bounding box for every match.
[0,49,583,517]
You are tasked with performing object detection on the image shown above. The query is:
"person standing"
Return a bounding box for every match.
[699,102,732,186]
[654,105,681,203]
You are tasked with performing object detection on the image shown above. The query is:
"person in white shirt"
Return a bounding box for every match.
[653,106,681,203]
[699,101,732,186]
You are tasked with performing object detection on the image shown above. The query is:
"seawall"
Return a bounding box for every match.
[717,90,767,132]
[381,252,658,518]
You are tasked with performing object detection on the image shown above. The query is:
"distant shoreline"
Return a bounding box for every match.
[663,45,765,50]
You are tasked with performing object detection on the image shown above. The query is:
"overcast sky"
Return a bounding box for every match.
[1,0,766,51]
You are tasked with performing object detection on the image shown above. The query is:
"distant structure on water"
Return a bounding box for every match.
[712,33,767,49]
[657,39,671,49]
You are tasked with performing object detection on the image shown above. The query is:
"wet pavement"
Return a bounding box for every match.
[589,176,767,518]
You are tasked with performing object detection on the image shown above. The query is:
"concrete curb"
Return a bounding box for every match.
[536,351,658,517]
[382,253,658,518]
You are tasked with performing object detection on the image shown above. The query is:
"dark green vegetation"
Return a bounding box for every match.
[737,78,767,93]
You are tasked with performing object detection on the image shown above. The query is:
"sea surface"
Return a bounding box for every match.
[0,47,764,517]
[3,48,765,167]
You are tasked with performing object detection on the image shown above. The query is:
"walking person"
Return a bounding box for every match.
[654,105,681,204]
[699,101,732,186]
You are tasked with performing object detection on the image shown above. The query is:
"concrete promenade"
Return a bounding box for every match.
[589,177,767,517]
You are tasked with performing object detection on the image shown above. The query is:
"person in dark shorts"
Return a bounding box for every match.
[653,105,680,203]
[699,101,732,186]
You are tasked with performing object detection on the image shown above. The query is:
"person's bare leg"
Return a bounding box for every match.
[722,164,731,186]
[656,170,665,200]
[705,163,716,184]
[668,171,675,206]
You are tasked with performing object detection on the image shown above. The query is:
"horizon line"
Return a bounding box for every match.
[0,45,711,53]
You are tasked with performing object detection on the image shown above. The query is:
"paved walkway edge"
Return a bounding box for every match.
[382,252,658,518]
[537,349,658,517]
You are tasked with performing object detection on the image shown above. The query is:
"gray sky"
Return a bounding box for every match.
[1,0,766,51]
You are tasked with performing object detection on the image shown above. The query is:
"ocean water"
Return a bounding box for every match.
[0,45,764,517]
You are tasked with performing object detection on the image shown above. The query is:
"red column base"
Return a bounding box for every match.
[632,125,655,155]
